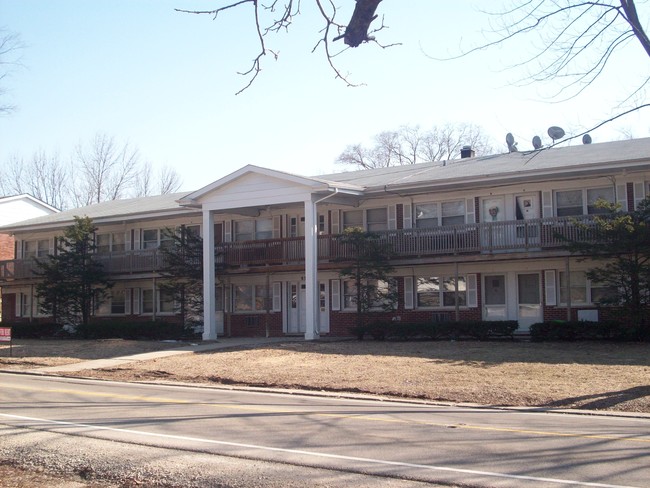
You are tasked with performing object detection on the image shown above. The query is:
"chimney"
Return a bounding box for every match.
[460,145,475,159]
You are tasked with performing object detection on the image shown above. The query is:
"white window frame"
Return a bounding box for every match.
[23,239,49,258]
[416,275,468,308]
[558,271,617,306]
[96,232,127,253]
[233,218,274,241]
[555,187,615,217]
[342,207,388,232]
[415,200,466,228]
[341,279,396,311]
[233,283,269,312]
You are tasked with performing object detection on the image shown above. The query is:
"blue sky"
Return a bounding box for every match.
[1,1,649,192]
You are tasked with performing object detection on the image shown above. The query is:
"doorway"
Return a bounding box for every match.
[517,273,542,330]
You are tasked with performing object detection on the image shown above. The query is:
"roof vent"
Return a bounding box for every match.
[460,145,475,159]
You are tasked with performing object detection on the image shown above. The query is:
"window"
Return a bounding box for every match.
[342,279,395,310]
[367,208,388,232]
[343,281,357,309]
[417,276,467,307]
[234,218,273,241]
[234,284,268,311]
[587,187,615,214]
[23,239,49,258]
[111,289,126,314]
[556,187,615,217]
[21,293,32,317]
[559,271,617,305]
[96,232,126,253]
[142,229,159,249]
[343,208,388,231]
[343,210,363,230]
[415,203,438,228]
[415,200,465,228]
[142,289,174,314]
[142,289,155,313]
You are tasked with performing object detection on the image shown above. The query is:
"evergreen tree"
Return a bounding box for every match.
[564,198,650,335]
[35,216,113,326]
[158,226,205,328]
[337,227,397,328]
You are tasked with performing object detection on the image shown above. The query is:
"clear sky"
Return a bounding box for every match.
[1,1,649,192]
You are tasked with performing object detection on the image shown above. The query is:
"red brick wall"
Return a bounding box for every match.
[0,234,14,261]
[227,312,283,337]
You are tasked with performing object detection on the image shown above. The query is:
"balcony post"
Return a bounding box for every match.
[202,209,217,341]
[304,197,319,340]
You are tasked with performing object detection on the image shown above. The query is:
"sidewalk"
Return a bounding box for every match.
[28,337,296,374]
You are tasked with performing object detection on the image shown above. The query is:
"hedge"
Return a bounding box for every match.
[2,320,194,340]
[529,320,643,341]
[350,320,519,341]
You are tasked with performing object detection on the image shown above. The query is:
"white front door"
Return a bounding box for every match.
[484,274,507,320]
[515,193,540,246]
[517,273,542,331]
[481,196,506,249]
[287,282,306,334]
[286,281,329,335]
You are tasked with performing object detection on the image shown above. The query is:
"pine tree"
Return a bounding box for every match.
[564,198,650,335]
[35,216,113,326]
[337,227,397,328]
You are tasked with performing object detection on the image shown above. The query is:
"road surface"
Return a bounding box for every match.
[1,372,649,487]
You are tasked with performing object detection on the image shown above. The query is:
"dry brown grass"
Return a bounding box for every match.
[2,339,649,413]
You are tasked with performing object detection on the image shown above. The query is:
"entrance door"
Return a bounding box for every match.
[1,293,16,322]
[483,275,507,320]
[517,273,542,330]
[515,194,540,246]
[287,282,305,334]
[319,282,330,333]
[481,196,506,250]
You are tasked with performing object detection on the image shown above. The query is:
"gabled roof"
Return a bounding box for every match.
[0,192,195,233]
[179,164,364,206]
[0,194,60,214]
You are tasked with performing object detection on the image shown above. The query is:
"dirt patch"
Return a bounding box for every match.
[0,464,111,488]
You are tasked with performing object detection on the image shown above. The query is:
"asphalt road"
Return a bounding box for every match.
[1,372,649,488]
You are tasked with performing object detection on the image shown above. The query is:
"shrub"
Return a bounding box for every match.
[4,322,65,339]
[529,320,642,341]
[75,320,187,340]
[350,320,518,341]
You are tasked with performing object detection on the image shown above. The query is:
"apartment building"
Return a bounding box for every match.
[1,138,649,339]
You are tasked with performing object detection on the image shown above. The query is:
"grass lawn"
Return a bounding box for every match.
[3,339,648,413]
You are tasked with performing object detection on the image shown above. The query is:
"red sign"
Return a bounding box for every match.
[0,327,11,342]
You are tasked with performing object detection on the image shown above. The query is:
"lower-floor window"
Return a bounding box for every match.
[111,289,126,314]
[343,279,396,310]
[142,289,175,314]
[559,271,617,305]
[417,276,467,307]
[234,284,268,312]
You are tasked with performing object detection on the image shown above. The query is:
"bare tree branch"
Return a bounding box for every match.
[177,0,396,92]
[337,123,495,169]
[0,29,24,115]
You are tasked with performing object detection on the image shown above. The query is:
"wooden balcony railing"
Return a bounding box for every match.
[0,216,601,282]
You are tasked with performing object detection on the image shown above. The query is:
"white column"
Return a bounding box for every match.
[202,209,217,341]
[304,198,319,340]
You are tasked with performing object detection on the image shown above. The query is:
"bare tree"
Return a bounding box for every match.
[135,161,183,197]
[336,123,495,169]
[0,152,69,210]
[177,0,397,94]
[435,1,650,144]
[73,133,140,207]
[0,29,23,115]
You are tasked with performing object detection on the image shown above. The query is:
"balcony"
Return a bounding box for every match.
[0,216,600,283]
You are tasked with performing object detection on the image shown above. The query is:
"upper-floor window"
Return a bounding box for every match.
[343,208,388,232]
[23,239,49,258]
[555,187,614,217]
[415,200,465,228]
[234,218,273,241]
[142,229,173,250]
[96,232,126,253]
